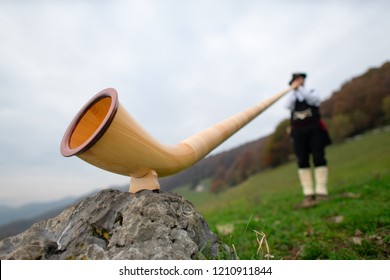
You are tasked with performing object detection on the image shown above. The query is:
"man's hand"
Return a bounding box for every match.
[291,77,304,89]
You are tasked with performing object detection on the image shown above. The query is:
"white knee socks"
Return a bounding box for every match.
[298,168,314,196]
[314,166,329,196]
[298,166,329,196]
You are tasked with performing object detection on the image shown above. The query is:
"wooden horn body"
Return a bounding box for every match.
[61,87,293,192]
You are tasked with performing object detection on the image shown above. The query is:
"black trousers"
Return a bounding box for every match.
[291,122,327,168]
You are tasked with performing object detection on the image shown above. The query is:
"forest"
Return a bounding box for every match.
[161,61,390,193]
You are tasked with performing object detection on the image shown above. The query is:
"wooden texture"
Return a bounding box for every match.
[70,97,111,149]
[62,86,293,192]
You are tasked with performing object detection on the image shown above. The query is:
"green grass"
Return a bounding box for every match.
[175,128,390,259]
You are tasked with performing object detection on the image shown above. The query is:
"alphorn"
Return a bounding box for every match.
[61,86,293,193]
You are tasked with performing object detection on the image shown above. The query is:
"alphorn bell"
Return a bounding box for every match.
[61,86,293,193]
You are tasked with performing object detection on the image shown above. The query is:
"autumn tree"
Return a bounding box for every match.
[329,114,354,141]
[210,165,227,193]
[261,119,293,167]
[382,95,390,124]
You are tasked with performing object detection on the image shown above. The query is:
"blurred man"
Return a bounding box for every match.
[286,73,331,208]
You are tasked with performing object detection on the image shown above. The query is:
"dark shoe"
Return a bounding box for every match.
[294,195,317,209]
[316,194,329,202]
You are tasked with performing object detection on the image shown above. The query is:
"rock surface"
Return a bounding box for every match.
[0,189,226,260]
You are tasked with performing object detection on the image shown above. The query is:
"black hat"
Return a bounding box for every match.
[289,73,307,85]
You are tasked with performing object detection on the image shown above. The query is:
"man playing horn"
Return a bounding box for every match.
[285,73,331,208]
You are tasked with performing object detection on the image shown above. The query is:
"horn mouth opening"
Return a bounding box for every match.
[60,88,119,157]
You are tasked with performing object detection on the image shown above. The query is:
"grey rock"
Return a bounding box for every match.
[0,190,227,260]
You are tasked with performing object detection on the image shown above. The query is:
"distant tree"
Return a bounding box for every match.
[224,167,238,187]
[224,151,255,186]
[210,166,227,193]
[350,109,370,134]
[210,178,225,194]
[261,119,292,167]
[329,114,354,141]
[237,151,254,180]
[320,98,333,119]
[382,95,390,124]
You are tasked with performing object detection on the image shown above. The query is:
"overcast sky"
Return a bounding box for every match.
[0,0,389,207]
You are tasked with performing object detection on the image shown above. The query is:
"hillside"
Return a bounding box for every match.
[177,128,390,259]
[0,191,98,240]
[0,196,76,227]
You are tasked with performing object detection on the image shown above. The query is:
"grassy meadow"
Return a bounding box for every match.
[175,128,390,259]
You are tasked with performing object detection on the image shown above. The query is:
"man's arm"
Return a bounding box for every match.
[300,87,321,106]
